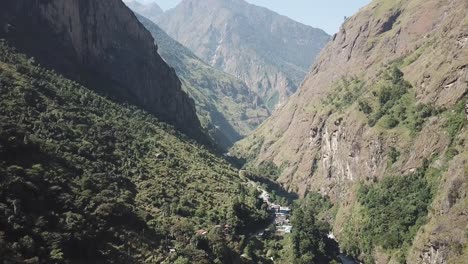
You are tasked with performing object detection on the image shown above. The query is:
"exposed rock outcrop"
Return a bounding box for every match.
[233,0,467,261]
[0,0,205,141]
[135,14,269,150]
[156,0,330,110]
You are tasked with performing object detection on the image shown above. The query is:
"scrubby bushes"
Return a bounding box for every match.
[358,170,432,250]
[366,66,412,127]
[0,41,269,263]
[290,193,339,263]
[325,77,365,110]
[444,100,466,143]
[360,66,444,134]
[341,165,437,262]
[248,160,281,180]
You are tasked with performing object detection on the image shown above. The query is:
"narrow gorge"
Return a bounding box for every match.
[0,0,466,263]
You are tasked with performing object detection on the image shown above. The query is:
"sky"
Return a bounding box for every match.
[133,0,371,34]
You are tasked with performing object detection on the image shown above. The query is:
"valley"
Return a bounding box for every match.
[0,0,466,263]
[135,14,270,150]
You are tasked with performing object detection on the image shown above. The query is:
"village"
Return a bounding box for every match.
[258,189,292,235]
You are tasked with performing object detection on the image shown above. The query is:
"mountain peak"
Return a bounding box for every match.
[158,0,330,110]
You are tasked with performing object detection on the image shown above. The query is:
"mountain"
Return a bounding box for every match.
[156,0,330,110]
[233,0,467,262]
[0,0,204,141]
[124,1,163,22]
[136,14,269,149]
[0,42,270,263]
[0,1,272,262]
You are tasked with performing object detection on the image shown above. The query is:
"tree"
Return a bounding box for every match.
[289,194,339,263]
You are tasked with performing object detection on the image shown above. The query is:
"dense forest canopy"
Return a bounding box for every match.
[0,41,270,263]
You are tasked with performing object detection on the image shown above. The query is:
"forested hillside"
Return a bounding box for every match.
[1,0,466,263]
[0,42,270,263]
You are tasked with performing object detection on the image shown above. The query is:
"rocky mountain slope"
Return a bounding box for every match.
[156,0,330,110]
[124,0,164,22]
[0,0,204,141]
[0,42,270,263]
[136,14,269,149]
[233,0,467,262]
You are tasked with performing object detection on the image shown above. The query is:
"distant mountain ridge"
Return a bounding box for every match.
[135,14,269,149]
[124,0,164,22]
[156,0,330,110]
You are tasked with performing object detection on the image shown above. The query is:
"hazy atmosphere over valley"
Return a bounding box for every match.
[0,0,466,263]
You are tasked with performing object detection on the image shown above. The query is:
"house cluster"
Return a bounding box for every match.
[259,191,293,234]
[273,206,292,234]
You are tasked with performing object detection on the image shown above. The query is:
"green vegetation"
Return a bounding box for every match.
[359,172,431,249]
[239,229,285,263]
[387,147,401,165]
[358,100,373,115]
[325,77,365,111]
[299,193,336,223]
[358,66,442,134]
[234,134,266,163]
[322,66,442,136]
[241,170,298,206]
[240,193,339,263]
[242,160,300,205]
[138,16,269,150]
[0,41,270,263]
[441,98,467,161]
[366,66,412,127]
[289,194,339,263]
[327,63,465,264]
[341,165,439,262]
[444,100,466,143]
[247,160,281,181]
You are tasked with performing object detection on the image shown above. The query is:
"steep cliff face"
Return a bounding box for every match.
[136,14,269,149]
[157,0,330,110]
[0,0,204,140]
[233,0,467,261]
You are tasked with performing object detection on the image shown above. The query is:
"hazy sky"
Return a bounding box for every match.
[133,0,371,34]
